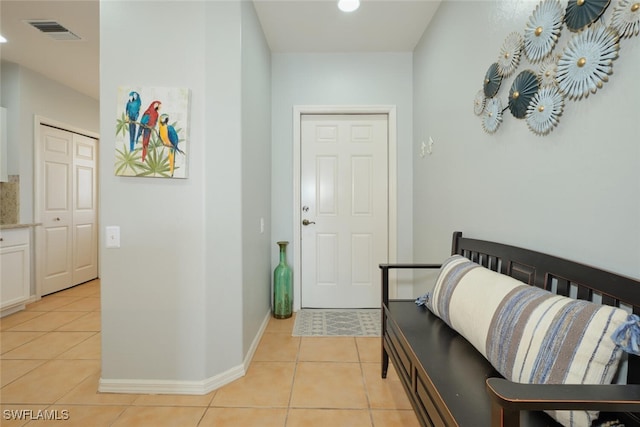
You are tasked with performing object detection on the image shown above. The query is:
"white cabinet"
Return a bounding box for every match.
[1,228,31,316]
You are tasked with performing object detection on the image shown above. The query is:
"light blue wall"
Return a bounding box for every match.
[241,1,272,357]
[0,61,99,224]
[201,0,245,380]
[100,0,271,385]
[412,1,640,287]
[1,61,99,298]
[100,1,209,382]
[271,53,415,296]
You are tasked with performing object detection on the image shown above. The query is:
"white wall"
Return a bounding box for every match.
[271,52,415,297]
[412,1,640,290]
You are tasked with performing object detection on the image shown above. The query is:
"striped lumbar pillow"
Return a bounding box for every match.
[426,255,634,427]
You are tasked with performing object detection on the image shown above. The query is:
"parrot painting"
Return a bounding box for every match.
[125,91,141,152]
[136,100,162,162]
[158,113,182,177]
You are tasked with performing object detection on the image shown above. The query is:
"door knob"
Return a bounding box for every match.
[302,219,316,226]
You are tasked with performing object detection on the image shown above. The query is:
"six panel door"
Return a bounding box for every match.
[300,114,388,308]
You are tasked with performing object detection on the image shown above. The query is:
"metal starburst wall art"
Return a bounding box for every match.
[509,70,541,118]
[538,56,560,87]
[524,0,565,62]
[483,63,503,98]
[482,97,504,134]
[611,0,640,38]
[472,0,635,136]
[556,24,620,100]
[564,0,611,31]
[474,90,486,116]
[526,86,565,135]
[497,32,524,77]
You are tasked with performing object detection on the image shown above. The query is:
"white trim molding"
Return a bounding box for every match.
[98,367,245,395]
[292,105,398,311]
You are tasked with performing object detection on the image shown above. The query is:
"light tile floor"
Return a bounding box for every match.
[0,280,420,426]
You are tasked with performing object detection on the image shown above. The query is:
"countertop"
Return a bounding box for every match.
[0,223,40,230]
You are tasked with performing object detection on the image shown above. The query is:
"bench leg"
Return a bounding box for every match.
[491,401,519,427]
[381,266,389,379]
[382,341,389,378]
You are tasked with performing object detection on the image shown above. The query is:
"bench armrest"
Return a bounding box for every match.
[486,377,640,427]
[379,263,441,307]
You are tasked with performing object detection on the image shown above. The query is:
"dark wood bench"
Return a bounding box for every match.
[380,231,640,427]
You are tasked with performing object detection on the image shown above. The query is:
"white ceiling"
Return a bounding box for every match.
[0,0,440,101]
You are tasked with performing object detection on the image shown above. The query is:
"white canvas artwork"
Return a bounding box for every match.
[115,86,190,178]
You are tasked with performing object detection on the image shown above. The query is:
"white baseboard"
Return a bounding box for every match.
[98,309,272,395]
[98,365,245,395]
[243,309,271,372]
[1,304,26,318]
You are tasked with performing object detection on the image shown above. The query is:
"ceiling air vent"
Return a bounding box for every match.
[25,20,81,41]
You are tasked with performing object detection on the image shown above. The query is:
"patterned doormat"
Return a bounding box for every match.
[292,309,381,337]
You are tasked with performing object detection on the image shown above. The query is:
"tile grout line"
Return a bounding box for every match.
[356,336,377,427]
[284,315,303,426]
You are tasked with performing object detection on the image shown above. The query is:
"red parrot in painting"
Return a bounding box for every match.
[136,100,161,162]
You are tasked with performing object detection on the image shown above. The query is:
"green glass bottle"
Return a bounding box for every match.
[273,241,293,319]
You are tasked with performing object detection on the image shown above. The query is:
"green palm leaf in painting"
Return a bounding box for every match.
[115,112,129,138]
[136,134,171,177]
[114,143,143,175]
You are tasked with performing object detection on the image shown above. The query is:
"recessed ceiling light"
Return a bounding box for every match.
[338,0,360,13]
[0,35,7,43]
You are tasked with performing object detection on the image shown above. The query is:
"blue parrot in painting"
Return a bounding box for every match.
[125,91,141,152]
[135,100,161,162]
[158,114,182,177]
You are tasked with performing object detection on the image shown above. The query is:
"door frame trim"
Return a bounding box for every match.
[33,115,100,297]
[292,105,398,311]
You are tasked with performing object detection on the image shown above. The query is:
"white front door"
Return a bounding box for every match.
[39,125,98,295]
[300,114,388,308]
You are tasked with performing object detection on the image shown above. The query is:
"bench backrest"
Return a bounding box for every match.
[451,231,640,386]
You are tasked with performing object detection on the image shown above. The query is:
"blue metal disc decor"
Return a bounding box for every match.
[483,63,503,98]
[564,0,611,32]
[610,0,640,38]
[509,70,540,119]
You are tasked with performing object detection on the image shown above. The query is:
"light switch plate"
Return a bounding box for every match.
[105,226,120,248]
